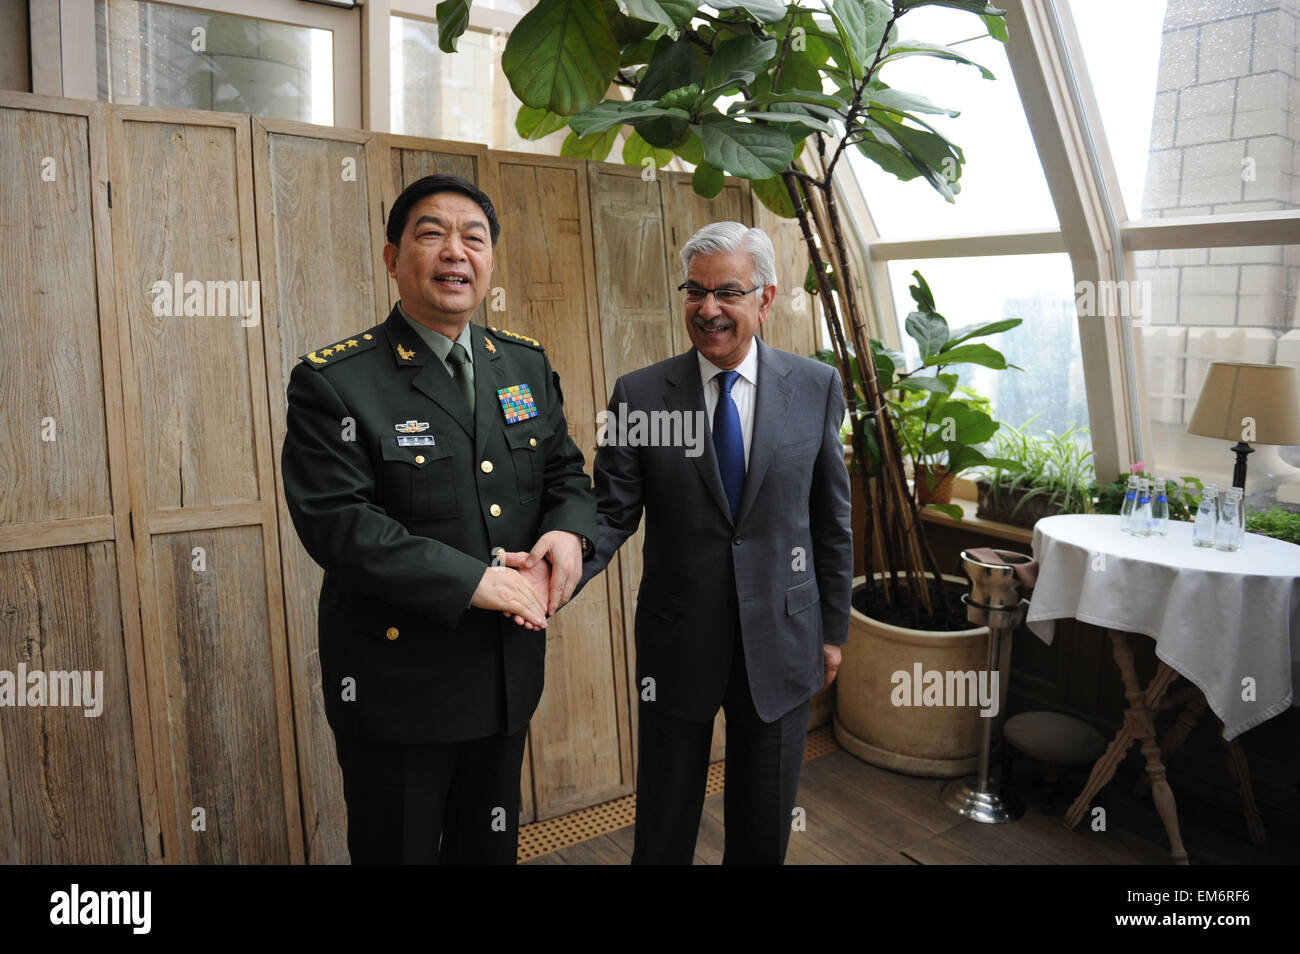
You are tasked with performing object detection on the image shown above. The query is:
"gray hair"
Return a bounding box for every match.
[679,221,777,289]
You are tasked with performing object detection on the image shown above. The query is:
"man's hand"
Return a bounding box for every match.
[526,530,584,616]
[498,551,551,630]
[823,643,843,689]
[471,565,547,629]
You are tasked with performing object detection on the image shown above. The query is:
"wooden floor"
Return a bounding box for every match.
[525,745,1300,865]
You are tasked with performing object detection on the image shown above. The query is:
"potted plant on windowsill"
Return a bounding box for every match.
[974,420,1095,528]
[467,0,1014,775]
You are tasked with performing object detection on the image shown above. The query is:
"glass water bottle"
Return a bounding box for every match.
[1215,487,1244,552]
[1192,484,1219,548]
[1149,478,1168,536]
[1133,478,1153,537]
[1119,475,1140,533]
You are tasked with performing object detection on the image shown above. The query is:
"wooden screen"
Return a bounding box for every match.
[0,95,155,863]
[105,106,301,863]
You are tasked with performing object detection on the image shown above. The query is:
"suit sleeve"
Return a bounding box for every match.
[534,351,598,546]
[573,374,644,598]
[281,362,486,630]
[810,367,853,645]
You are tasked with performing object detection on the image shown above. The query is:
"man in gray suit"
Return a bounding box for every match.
[578,221,853,864]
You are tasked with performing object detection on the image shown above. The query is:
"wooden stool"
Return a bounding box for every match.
[1004,711,1106,813]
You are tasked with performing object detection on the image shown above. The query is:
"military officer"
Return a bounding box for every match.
[281,174,596,864]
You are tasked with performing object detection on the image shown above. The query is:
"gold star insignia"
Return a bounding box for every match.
[346,339,359,348]
[397,344,415,361]
[322,347,335,356]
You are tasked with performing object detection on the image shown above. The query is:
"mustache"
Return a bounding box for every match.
[692,316,734,331]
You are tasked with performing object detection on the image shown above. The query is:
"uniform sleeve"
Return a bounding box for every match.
[534,351,598,546]
[810,367,853,645]
[281,362,486,630]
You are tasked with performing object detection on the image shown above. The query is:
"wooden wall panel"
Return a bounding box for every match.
[492,153,633,819]
[0,93,158,864]
[0,106,110,524]
[150,527,291,863]
[107,106,301,863]
[254,119,385,864]
[753,195,819,360]
[379,136,491,328]
[0,544,144,862]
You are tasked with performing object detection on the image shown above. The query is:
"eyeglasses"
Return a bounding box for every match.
[677,282,762,304]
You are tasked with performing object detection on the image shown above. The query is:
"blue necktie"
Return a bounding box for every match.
[713,370,745,522]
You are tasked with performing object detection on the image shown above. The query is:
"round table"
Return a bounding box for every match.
[1025,514,1300,863]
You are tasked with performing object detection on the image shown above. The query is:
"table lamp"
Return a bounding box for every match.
[1186,361,1300,490]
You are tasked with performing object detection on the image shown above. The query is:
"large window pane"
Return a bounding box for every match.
[390,14,563,153]
[883,254,1089,437]
[1135,244,1300,509]
[96,0,334,124]
[1071,0,1298,219]
[849,8,1058,238]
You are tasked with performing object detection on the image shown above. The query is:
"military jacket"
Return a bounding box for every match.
[281,306,597,743]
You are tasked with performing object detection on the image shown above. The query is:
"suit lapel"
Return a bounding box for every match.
[736,339,794,527]
[665,348,734,524]
[382,307,473,438]
[472,327,505,461]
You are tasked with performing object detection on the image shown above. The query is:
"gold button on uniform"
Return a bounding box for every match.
[386,627,399,641]
[480,460,493,473]
[415,454,425,464]
[489,504,502,517]
[529,438,537,447]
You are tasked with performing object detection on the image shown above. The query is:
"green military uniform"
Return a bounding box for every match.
[281,304,596,748]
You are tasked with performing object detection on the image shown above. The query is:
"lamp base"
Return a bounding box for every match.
[1229,441,1254,491]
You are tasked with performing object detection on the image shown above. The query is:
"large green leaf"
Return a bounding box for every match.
[943,318,1022,350]
[855,136,924,181]
[737,110,833,134]
[921,404,997,453]
[515,105,572,140]
[674,132,704,164]
[981,12,1009,42]
[696,115,794,179]
[895,0,1006,14]
[709,0,787,24]
[905,308,948,360]
[925,502,964,520]
[570,99,690,135]
[771,49,824,94]
[705,35,778,91]
[560,126,621,160]
[624,129,677,168]
[634,37,705,146]
[868,86,960,117]
[751,174,794,217]
[436,0,473,53]
[922,342,1012,370]
[692,161,725,198]
[620,0,698,30]
[895,375,952,395]
[829,0,891,76]
[503,0,621,115]
[879,41,995,80]
[736,88,847,111]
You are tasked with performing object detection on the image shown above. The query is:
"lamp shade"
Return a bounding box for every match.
[1187,362,1300,445]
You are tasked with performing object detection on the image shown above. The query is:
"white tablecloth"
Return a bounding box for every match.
[1026,514,1300,739]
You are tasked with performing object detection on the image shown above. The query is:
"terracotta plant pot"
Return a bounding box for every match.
[916,465,955,505]
[833,574,1011,778]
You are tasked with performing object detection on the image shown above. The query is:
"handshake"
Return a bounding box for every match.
[469,529,586,630]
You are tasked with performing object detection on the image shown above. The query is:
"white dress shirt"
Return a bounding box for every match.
[698,343,759,468]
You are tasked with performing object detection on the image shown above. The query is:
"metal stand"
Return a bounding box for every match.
[940,550,1031,824]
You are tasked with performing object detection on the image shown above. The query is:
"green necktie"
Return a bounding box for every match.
[447,341,474,413]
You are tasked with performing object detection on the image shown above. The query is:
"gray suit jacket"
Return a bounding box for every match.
[578,338,853,723]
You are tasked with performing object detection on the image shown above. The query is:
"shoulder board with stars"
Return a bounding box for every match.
[300,331,379,368]
[487,326,544,351]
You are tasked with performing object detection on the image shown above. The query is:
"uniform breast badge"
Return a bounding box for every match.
[497,384,539,423]
[395,421,433,446]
